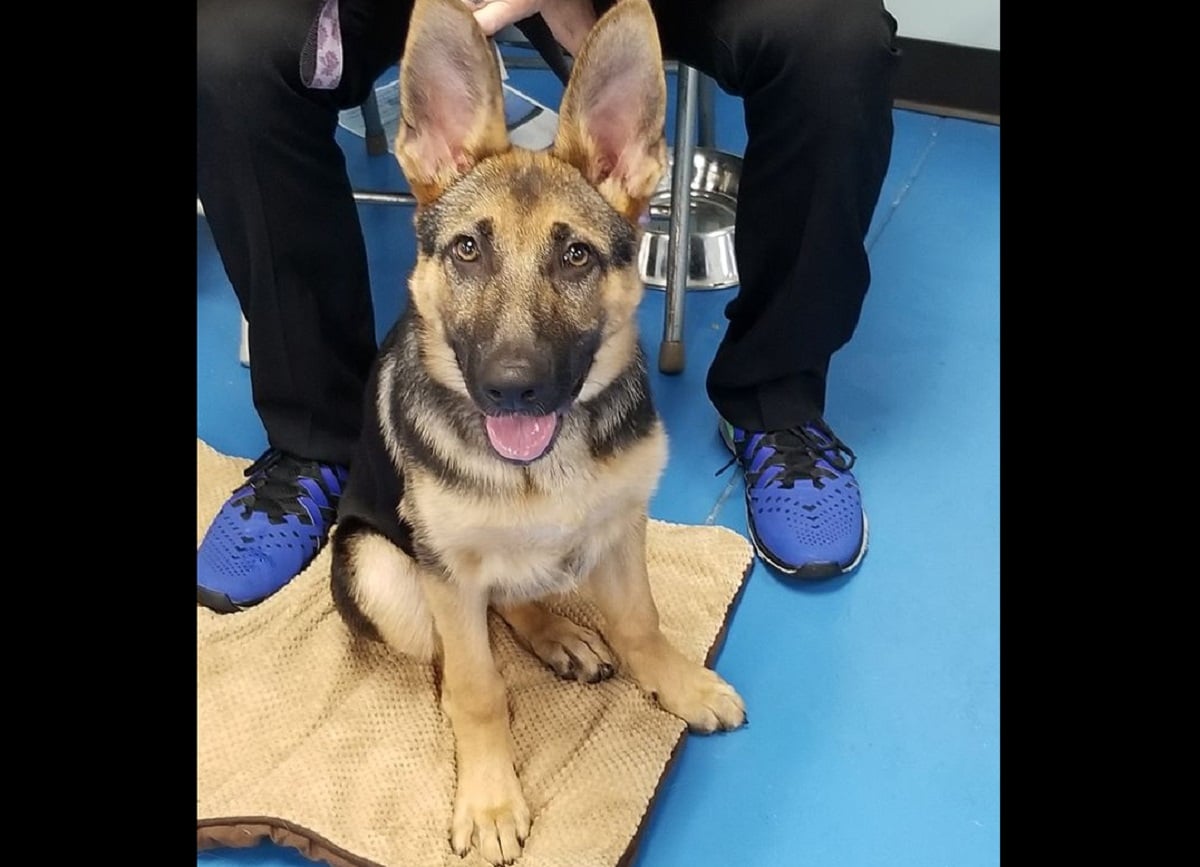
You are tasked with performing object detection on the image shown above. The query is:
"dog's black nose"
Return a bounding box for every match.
[480,356,558,413]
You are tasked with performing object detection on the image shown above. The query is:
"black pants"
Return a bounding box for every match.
[197,0,900,466]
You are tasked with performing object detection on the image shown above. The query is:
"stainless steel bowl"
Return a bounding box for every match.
[639,147,742,290]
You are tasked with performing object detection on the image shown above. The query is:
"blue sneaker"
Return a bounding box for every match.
[197,449,349,612]
[719,418,868,579]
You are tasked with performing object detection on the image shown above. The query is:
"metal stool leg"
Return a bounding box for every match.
[361,89,389,157]
[659,63,700,375]
[697,72,717,150]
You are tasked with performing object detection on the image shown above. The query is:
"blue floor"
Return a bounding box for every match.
[197,66,999,867]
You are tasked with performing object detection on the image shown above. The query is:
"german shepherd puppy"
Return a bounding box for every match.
[331,0,745,861]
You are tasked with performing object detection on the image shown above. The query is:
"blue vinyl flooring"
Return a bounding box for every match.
[197,65,1000,867]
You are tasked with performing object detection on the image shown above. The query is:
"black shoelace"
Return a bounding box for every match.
[718,423,856,490]
[232,449,338,526]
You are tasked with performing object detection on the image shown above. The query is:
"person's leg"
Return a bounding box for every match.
[197,0,412,610]
[198,0,413,464]
[647,0,901,576]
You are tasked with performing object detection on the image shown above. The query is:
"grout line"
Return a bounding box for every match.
[705,474,741,525]
[866,116,943,252]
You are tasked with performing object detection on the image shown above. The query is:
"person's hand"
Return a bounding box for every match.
[465,0,597,56]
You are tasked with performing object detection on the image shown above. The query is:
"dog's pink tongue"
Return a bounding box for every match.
[485,413,558,462]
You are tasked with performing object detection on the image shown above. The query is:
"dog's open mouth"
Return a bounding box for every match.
[484,413,561,464]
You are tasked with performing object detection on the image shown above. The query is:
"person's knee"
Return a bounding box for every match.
[198,0,305,100]
[722,0,899,98]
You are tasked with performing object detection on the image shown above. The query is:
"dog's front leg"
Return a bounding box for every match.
[420,574,530,864]
[584,513,746,733]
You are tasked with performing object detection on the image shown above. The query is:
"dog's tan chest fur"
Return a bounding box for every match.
[405,424,667,600]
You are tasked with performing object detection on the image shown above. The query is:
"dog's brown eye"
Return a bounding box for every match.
[563,242,591,268]
[452,236,479,262]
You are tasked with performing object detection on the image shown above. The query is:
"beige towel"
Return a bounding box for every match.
[197,439,752,867]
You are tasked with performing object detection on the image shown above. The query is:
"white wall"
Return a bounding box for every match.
[886,0,999,51]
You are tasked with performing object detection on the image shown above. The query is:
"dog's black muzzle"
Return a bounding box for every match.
[460,331,603,417]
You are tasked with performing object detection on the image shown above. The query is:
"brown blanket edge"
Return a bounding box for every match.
[615,551,755,867]
[198,549,756,867]
[198,817,387,867]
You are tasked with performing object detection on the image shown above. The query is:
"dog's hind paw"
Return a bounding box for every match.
[502,605,617,684]
[534,619,616,684]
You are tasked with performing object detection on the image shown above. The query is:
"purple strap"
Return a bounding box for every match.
[307,0,343,90]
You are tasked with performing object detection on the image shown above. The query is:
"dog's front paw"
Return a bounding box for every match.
[624,639,746,733]
[450,767,531,865]
[655,663,746,733]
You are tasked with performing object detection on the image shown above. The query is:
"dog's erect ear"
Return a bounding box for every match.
[394,0,510,204]
[552,0,667,222]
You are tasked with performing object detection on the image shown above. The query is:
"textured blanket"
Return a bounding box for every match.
[196,439,752,867]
